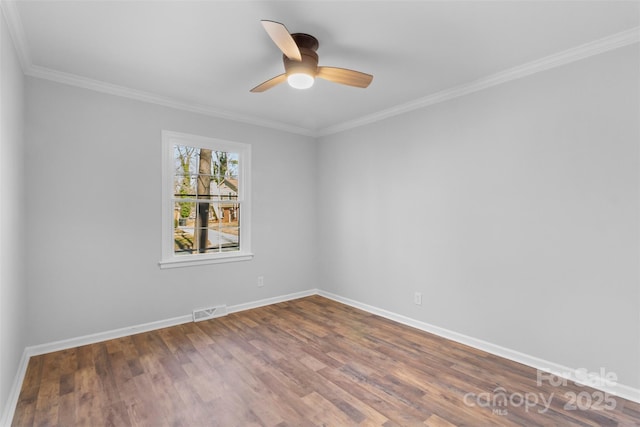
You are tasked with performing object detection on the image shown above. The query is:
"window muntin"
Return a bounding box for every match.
[160,132,252,268]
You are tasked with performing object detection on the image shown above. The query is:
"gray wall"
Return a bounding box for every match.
[25,78,317,345]
[0,9,27,420]
[317,45,640,388]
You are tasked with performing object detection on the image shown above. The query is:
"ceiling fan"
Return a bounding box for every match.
[250,20,373,92]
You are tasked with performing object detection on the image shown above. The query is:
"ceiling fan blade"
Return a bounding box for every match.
[250,74,287,93]
[316,67,373,88]
[261,20,302,61]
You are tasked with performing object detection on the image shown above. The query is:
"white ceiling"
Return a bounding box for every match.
[5,1,640,136]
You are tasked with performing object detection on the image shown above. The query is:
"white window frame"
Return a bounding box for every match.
[159,131,252,269]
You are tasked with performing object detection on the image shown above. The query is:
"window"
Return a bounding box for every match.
[160,131,252,268]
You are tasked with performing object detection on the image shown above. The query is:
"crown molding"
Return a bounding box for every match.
[25,65,316,137]
[2,0,638,139]
[318,26,640,137]
[0,0,31,71]
[0,0,314,137]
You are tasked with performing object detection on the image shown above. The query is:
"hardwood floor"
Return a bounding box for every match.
[12,295,640,426]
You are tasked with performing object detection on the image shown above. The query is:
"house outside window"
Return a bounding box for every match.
[160,131,252,268]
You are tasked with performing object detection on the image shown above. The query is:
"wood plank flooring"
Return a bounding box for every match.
[11,295,640,426]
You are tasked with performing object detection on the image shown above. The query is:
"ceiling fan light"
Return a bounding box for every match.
[287,73,314,89]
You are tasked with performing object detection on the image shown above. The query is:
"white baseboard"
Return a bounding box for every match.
[0,313,193,426]
[26,288,317,358]
[1,288,318,425]
[317,290,640,404]
[3,287,638,426]
[27,314,193,357]
[226,288,318,314]
[0,348,29,427]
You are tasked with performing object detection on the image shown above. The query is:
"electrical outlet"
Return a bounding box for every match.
[414,292,422,305]
[257,276,264,287]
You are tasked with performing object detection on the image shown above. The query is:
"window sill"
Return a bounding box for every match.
[158,252,254,269]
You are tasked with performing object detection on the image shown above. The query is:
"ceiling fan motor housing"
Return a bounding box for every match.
[283,33,320,77]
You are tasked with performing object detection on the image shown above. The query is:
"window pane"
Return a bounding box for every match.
[196,174,214,198]
[174,202,195,226]
[220,222,240,252]
[190,227,217,254]
[212,151,240,187]
[218,204,239,252]
[212,178,238,201]
[174,175,197,198]
[174,145,198,176]
[174,202,196,255]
